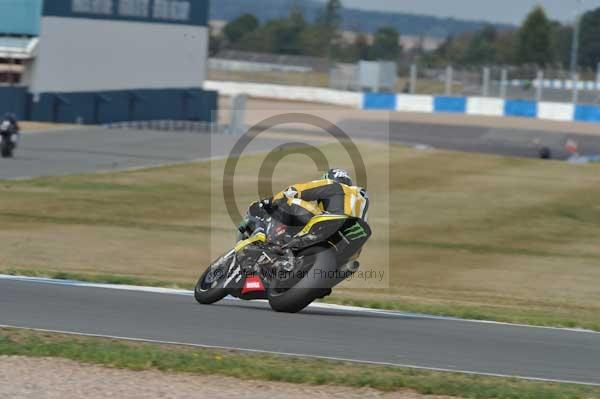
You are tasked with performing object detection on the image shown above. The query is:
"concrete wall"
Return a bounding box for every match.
[209,59,312,73]
[29,17,208,94]
[204,80,362,108]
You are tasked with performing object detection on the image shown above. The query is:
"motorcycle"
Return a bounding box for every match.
[194,210,371,313]
[0,120,18,158]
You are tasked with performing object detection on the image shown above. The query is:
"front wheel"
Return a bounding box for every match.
[1,145,11,158]
[194,253,234,305]
[268,246,337,313]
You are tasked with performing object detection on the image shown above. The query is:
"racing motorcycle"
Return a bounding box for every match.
[0,119,18,158]
[194,210,371,313]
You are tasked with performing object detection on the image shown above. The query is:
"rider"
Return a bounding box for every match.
[1,113,20,132]
[238,168,369,245]
[0,113,20,149]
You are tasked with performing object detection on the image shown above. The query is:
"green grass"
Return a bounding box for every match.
[1,268,193,289]
[1,328,598,399]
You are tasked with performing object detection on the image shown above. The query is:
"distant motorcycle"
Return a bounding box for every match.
[0,119,19,158]
[194,210,371,313]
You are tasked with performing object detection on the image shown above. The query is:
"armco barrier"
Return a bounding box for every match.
[204,80,362,108]
[434,96,467,113]
[537,102,574,122]
[504,99,537,118]
[574,105,600,123]
[205,80,600,124]
[396,94,433,112]
[365,92,600,124]
[466,97,504,116]
[363,93,396,110]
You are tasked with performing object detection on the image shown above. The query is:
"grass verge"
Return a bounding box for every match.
[1,328,598,399]
[1,268,194,290]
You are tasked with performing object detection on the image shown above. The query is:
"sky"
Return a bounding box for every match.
[336,0,600,25]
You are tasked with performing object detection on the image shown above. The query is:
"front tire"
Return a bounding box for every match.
[1,145,11,158]
[194,254,232,305]
[268,247,337,313]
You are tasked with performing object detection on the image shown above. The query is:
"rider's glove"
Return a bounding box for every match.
[238,219,250,235]
[259,197,273,211]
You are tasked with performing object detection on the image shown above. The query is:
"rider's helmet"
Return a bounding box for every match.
[2,113,16,124]
[322,168,353,186]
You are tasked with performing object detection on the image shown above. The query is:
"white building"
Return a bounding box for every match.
[0,0,216,123]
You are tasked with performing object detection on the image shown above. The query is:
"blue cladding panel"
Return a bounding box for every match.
[0,87,28,120]
[0,0,43,35]
[434,96,466,113]
[43,0,209,26]
[29,88,218,124]
[363,93,396,110]
[574,105,600,123]
[504,100,537,118]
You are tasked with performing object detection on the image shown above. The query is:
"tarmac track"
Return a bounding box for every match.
[0,127,304,180]
[3,118,600,179]
[0,277,599,386]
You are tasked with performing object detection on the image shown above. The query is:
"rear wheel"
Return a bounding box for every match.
[268,246,337,313]
[194,253,234,305]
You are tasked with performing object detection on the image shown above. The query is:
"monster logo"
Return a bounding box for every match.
[344,222,368,241]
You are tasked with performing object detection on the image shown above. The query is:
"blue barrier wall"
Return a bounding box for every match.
[434,96,467,113]
[362,93,396,110]
[28,88,218,124]
[574,105,600,123]
[0,86,28,119]
[359,92,600,124]
[503,100,538,118]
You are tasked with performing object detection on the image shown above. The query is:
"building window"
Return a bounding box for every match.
[118,0,150,18]
[72,0,114,15]
[152,0,190,21]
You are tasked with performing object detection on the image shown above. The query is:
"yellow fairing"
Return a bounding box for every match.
[286,198,322,215]
[342,185,368,219]
[298,214,348,236]
[273,179,332,201]
[234,233,266,252]
[293,179,333,196]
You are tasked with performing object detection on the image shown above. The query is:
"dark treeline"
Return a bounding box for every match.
[211,3,600,70]
[422,6,599,70]
[210,0,509,37]
[211,0,401,62]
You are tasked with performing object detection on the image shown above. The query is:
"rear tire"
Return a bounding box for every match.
[194,254,232,305]
[268,247,337,313]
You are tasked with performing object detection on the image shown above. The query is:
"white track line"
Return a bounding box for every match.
[0,323,598,387]
[0,274,598,335]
